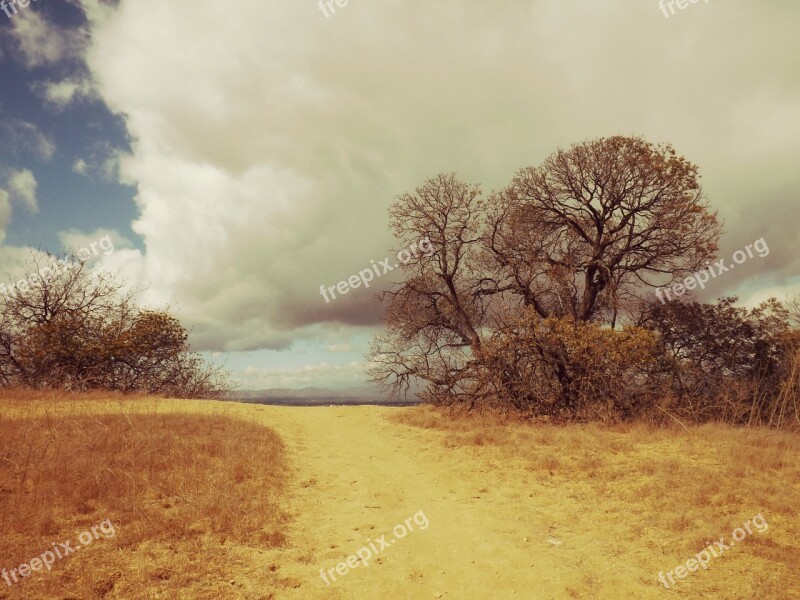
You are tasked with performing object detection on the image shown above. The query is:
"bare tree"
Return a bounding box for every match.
[369,173,489,402]
[488,136,721,323]
[786,294,800,328]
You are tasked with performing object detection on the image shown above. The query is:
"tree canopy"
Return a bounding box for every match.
[0,252,228,398]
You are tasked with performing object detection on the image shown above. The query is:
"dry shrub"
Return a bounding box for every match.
[0,394,289,599]
[481,316,660,421]
[661,331,800,429]
[758,330,800,427]
[644,298,800,428]
[0,257,229,399]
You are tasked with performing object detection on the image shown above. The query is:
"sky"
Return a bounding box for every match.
[0,0,798,391]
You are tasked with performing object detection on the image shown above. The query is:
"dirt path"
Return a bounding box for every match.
[249,406,566,599]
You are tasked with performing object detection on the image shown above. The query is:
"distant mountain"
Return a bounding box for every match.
[224,386,421,406]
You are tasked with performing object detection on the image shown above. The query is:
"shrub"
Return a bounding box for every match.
[481,313,660,421]
[0,253,228,398]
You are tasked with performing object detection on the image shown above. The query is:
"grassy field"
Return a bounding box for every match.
[390,406,800,599]
[0,392,798,599]
[0,390,289,599]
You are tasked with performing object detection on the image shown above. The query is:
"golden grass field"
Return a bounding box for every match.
[1,391,798,599]
[0,390,289,599]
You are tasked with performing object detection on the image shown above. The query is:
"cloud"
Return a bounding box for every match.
[0,243,39,289]
[73,158,88,176]
[6,9,86,68]
[0,120,55,161]
[67,0,800,358]
[0,168,38,243]
[327,343,354,353]
[742,282,800,309]
[52,227,145,291]
[71,142,123,181]
[79,1,512,352]
[239,361,367,389]
[33,76,97,110]
[5,169,38,213]
[67,0,117,26]
[57,227,132,253]
[0,189,10,245]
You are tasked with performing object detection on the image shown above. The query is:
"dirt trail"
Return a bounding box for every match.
[249,406,565,599]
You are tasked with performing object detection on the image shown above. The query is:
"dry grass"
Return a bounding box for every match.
[391,405,800,599]
[0,389,289,599]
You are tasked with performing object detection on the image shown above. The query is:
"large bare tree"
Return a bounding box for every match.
[488,136,721,324]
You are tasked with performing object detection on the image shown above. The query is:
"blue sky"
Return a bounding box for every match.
[1,0,798,391]
[0,1,137,250]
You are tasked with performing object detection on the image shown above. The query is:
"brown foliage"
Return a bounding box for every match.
[481,314,660,421]
[0,253,229,398]
[640,297,799,427]
[487,136,720,323]
[370,137,799,427]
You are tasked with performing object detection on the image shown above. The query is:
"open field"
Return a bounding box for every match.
[1,393,798,599]
[0,391,289,599]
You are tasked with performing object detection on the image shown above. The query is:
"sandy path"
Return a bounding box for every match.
[249,406,565,599]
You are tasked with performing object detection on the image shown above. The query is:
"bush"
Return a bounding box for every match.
[639,297,797,426]
[481,313,660,421]
[0,253,229,398]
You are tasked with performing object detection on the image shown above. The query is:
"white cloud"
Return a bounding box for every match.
[0,189,11,245]
[34,77,97,110]
[49,227,135,275]
[71,144,123,181]
[0,244,40,292]
[68,0,116,26]
[58,227,132,253]
[0,168,39,245]
[73,158,88,176]
[327,344,354,353]
[0,120,55,161]
[8,9,85,68]
[5,169,38,213]
[741,282,800,309]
